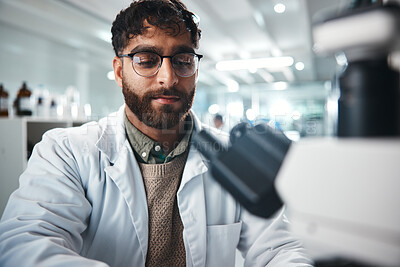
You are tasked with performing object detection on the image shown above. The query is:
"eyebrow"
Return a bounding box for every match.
[129,45,161,55]
[129,45,195,55]
[172,45,196,54]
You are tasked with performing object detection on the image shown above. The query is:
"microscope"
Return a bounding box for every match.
[193,1,400,266]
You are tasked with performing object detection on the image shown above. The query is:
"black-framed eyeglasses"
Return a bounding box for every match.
[119,52,203,77]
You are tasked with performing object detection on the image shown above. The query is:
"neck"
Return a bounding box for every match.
[125,106,187,154]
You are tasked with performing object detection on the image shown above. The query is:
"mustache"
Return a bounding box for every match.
[145,87,187,98]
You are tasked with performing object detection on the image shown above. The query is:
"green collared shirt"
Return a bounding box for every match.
[124,113,193,164]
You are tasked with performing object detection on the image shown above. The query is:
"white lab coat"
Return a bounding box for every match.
[0,105,312,267]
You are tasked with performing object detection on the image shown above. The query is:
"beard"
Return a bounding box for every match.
[122,79,195,129]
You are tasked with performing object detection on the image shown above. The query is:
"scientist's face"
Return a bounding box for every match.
[113,22,198,129]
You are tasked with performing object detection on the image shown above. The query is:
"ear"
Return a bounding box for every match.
[113,56,123,88]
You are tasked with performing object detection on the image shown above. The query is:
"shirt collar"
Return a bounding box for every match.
[124,113,193,164]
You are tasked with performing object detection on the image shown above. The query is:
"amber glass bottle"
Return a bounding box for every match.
[0,84,9,117]
[15,82,32,116]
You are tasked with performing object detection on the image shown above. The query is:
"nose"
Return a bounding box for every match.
[156,58,178,88]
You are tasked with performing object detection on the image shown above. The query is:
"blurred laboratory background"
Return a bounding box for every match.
[0,0,354,140]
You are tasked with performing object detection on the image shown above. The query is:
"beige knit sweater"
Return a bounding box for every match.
[139,152,188,267]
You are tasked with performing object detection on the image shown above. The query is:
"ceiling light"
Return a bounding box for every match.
[107,71,115,80]
[249,68,258,74]
[246,109,257,121]
[226,79,239,92]
[216,57,294,71]
[274,3,286,14]
[208,104,220,115]
[274,81,288,90]
[295,62,305,71]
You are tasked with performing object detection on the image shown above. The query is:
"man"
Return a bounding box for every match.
[213,113,224,130]
[0,0,312,266]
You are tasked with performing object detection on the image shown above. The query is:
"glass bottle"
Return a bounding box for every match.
[0,84,9,117]
[49,98,58,118]
[15,82,32,116]
[36,96,45,117]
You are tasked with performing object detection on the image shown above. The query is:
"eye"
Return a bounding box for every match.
[133,53,160,68]
[173,54,195,66]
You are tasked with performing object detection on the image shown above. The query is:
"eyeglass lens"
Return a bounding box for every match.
[132,52,199,77]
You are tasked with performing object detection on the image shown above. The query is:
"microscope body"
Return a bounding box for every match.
[193,3,400,266]
[281,4,400,265]
[276,138,400,266]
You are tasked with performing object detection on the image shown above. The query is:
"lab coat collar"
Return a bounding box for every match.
[95,105,127,164]
[180,111,209,187]
[95,104,211,196]
[96,105,210,171]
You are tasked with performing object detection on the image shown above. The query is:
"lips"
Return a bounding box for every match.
[152,95,180,104]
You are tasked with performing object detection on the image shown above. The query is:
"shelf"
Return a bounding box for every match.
[0,117,86,216]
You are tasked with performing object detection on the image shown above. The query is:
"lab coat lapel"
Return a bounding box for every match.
[178,146,209,267]
[104,145,149,263]
[97,106,149,263]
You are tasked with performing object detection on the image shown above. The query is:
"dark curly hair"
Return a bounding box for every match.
[111,0,201,56]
